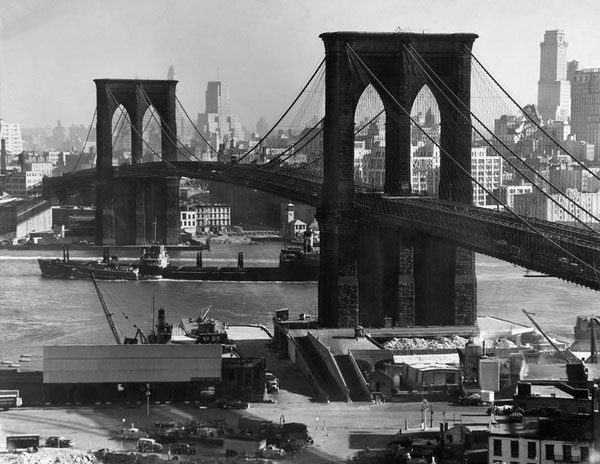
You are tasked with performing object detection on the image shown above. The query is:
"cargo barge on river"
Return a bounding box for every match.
[37,247,139,280]
[162,247,319,282]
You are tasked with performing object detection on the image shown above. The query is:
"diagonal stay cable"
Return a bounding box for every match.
[264,108,383,170]
[172,91,226,162]
[262,118,324,167]
[237,58,325,164]
[137,85,205,164]
[106,87,179,172]
[404,43,600,238]
[346,43,600,277]
[468,48,600,187]
[70,108,97,172]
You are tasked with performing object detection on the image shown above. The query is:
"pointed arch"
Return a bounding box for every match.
[142,105,162,162]
[353,84,386,189]
[409,85,441,196]
[111,104,131,166]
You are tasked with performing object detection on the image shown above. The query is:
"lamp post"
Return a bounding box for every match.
[145,384,151,433]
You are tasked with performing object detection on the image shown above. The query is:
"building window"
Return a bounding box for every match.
[563,445,572,461]
[510,441,519,458]
[581,446,589,462]
[527,442,536,459]
[493,439,502,456]
[546,444,555,460]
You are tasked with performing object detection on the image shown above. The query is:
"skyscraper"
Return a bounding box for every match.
[205,82,231,118]
[571,67,600,156]
[537,30,571,122]
[0,119,23,156]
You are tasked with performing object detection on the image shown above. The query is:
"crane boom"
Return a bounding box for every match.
[90,271,122,344]
[521,309,575,364]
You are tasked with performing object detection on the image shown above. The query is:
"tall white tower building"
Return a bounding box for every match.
[538,30,571,122]
[0,119,23,156]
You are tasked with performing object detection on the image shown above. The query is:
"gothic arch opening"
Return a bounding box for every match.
[111,104,131,166]
[409,85,440,197]
[354,84,386,190]
[142,105,162,163]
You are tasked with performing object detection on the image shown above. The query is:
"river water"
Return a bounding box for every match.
[0,244,598,363]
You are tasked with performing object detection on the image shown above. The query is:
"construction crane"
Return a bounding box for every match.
[90,271,123,344]
[522,309,581,364]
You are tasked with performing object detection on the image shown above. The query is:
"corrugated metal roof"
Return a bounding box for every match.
[393,353,460,365]
[406,363,459,371]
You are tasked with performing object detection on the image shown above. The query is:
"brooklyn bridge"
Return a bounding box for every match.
[43,32,600,330]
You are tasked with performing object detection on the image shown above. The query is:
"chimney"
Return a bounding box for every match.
[1,139,6,172]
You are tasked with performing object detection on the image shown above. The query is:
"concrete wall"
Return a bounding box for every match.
[43,344,221,384]
[287,337,328,400]
[16,204,53,238]
[307,332,350,401]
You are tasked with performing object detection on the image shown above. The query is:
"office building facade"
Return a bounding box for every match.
[538,30,571,122]
[571,67,600,155]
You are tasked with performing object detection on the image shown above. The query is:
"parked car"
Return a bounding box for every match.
[121,427,148,440]
[222,400,249,410]
[171,442,196,455]
[137,437,163,453]
[45,436,72,448]
[262,444,286,458]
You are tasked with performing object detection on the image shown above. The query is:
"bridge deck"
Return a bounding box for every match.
[44,162,600,291]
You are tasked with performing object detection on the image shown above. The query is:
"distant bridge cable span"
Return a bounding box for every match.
[260,103,382,173]
[262,117,324,168]
[171,91,226,163]
[468,48,600,187]
[69,108,97,172]
[345,43,600,279]
[236,58,325,164]
[402,43,600,238]
[466,51,600,219]
[137,85,206,165]
[105,87,173,169]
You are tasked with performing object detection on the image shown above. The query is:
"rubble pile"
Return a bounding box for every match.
[2,449,99,464]
[383,335,468,350]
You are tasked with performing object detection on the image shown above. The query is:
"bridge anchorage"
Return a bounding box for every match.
[44,31,600,331]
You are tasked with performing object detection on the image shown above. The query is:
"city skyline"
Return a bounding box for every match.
[1,0,600,129]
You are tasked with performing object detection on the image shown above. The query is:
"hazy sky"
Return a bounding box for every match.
[1,0,600,130]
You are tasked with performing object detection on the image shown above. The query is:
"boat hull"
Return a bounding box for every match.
[38,259,140,280]
[162,265,319,281]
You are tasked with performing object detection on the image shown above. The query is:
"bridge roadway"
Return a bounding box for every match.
[44,161,600,290]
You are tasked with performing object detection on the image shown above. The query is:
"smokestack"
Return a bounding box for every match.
[158,308,166,331]
[591,318,598,363]
[1,138,5,172]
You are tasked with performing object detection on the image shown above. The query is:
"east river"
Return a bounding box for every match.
[1,243,599,363]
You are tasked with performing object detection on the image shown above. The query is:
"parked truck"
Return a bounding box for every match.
[0,390,22,411]
[223,436,266,455]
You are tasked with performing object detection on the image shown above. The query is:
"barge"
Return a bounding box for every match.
[37,248,140,280]
[162,247,319,281]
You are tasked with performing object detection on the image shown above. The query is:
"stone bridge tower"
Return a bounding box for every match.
[318,32,478,328]
[94,79,179,245]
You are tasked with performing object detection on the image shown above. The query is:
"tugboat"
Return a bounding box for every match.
[139,245,169,277]
[38,247,140,280]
